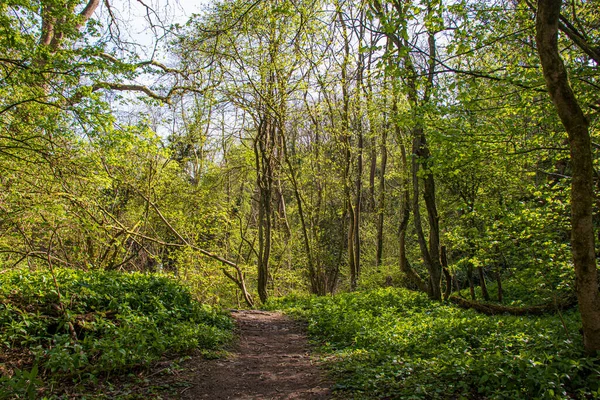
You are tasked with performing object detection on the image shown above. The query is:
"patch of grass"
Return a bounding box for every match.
[267,288,600,399]
[0,268,233,399]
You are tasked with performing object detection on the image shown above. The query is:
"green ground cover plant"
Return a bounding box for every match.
[0,268,233,398]
[268,288,600,399]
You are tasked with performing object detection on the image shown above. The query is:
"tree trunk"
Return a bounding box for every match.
[477,266,490,301]
[398,133,428,293]
[441,246,452,301]
[467,264,476,300]
[353,125,363,287]
[371,1,441,299]
[535,0,600,354]
[337,8,359,290]
[496,268,503,303]
[411,130,442,300]
[369,143,377,213]
[348,205,357,289]
[453,273,460,293]
[255,117,275,304]
[375,108,388,267]
[450,295,577,316]
[281,122,322,295]
[221,268,254,308]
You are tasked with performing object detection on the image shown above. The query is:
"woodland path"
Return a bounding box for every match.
[180,310,332,399]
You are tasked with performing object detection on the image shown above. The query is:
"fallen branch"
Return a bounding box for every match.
[133,189,239,269]
[124,188,255,306]
[449,295,577,316]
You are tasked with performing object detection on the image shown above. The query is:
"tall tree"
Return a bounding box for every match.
[371,0,444,299]
[535,0,600,354]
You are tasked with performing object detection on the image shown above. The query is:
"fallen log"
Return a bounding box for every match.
[449,295,577,316]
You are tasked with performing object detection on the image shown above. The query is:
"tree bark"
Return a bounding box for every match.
[254,116,275,304]
[535,0,600,353]
[441,246,452,301]
[467,264,476,300]
[376,101,388,267]
[412,130,442,300]
[369,143,377,213]
[398,131,428,293]
[478,266,490,301]
[40,0,100,50]
[496,268,503,303]
[353,125,363,287]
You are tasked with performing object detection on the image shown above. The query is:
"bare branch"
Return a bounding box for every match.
[88,82,209,104]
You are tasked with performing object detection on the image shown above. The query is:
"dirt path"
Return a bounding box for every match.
[181,310,331,399]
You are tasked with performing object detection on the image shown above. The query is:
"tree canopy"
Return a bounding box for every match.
[1,0,599,355]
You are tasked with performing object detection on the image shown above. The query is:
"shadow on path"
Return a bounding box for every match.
[182,310,331,399]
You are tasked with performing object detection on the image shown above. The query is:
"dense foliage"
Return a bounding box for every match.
[1,0,600,393]
[268,289,600,399]
[1,0,598,306]
[0,269,233,398]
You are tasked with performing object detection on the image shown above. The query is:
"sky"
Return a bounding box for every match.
[97,0,209,59]
[90,0,212,136]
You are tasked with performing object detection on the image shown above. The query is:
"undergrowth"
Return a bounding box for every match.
[457,264,575,307]
[267,288,600,399]
[0,268,233,399]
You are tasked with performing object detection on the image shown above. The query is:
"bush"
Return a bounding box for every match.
[0,268,233,398]
[268,288,600,399]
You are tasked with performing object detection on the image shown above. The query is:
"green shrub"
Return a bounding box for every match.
[0,268,233,398]
[268,288,600,399]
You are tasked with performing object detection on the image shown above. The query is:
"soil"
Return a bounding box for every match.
[179,310,332,400]
[25,310,331,399]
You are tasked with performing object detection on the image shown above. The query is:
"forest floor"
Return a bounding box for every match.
[174,310,332,399]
